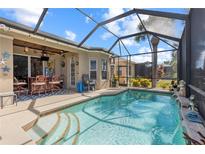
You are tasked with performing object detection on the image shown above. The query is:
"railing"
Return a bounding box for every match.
[188,84,205,97]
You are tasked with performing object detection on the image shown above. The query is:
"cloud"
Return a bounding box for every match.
[131,47,172,63]
[103,8,125,20]
[101,8,142,46]
[2,8,43,27]
[121,38,139,46]
[65,30,76,41]
[142,15,176,37]
[101,9,178,47]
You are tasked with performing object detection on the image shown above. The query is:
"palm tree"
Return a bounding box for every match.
[151,36,159,87]
[135,21,159,88]
[170,51,177,78]
[134,14,181,88]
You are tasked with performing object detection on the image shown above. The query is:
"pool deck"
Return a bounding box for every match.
[0,88,128,145]
[1,87,202,145]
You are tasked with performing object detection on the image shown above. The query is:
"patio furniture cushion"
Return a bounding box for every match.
[32,82,46,86]
[49,81,61,84]
[13,82,27,86]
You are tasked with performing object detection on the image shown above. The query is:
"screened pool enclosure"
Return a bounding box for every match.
[0,8,191,90]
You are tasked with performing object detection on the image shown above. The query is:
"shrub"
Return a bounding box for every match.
[157,80,171,89]
[140,78,151,88]
[132,79,140,87]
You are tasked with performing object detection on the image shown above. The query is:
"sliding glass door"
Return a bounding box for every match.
[14,55,43,79]
[31,57,43,77]
[13,55,28,81]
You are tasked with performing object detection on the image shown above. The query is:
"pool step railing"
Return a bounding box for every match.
[39,112,70,145]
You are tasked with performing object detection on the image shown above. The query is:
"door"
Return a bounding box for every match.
[70,59,75,88]
[31,57,43,77]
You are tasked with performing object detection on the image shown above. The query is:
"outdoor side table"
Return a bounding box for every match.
[0,92,17,109]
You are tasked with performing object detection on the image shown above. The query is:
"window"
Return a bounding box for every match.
[89,59,97,80]
[101,59,107,80]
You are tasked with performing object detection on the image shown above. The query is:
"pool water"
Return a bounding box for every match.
[38,90,186,145]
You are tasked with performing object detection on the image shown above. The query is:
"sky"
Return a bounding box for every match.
[0,8,188,63]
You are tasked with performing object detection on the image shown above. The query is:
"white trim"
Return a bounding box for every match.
[28,56,31,77]
[89,58,97,80]
[101,58,108,81]
[70,57,76,88]
[0,34,14,40]
[13,53,40,58]
[42,61,45,76]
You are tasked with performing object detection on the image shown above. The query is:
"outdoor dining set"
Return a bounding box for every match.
[13,75,63,96]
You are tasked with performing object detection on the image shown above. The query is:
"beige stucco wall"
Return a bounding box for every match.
[13,45,110,90]
[78,52,110,90]
[0,34,14,105]
[0,28,111,91]
[0,34,14,93]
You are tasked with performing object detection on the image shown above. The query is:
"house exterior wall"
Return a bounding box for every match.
[113,58,136,85]
[0,34,14,105]
[78,52,110,90]
[0,28,111,94]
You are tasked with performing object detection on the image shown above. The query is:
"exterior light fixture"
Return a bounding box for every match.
[24,47,29,53]
[41,50,49,61]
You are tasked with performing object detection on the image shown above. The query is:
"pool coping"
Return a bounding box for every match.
[0,88,176,145]
[36,88,128,117]
[29,88,176,145]
[36,88,173,117]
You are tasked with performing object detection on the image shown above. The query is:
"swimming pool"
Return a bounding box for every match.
[28,90,186,145]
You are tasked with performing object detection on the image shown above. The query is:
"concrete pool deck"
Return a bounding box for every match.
[0,88,128,144]
[1,87,201,145]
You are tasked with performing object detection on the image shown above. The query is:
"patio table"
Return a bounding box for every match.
[0,92,17,109]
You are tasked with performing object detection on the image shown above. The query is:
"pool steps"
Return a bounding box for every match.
[27,112,81,145]
[71,113,80,145]
[27,113,60,143]
[53,113,71,144]
[57,113,81,145]
[39,113,70,145]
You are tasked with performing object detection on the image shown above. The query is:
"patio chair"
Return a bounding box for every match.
[82,74,96,91]
[49,76,61,93]
[31,75,46,95]
[13,77,28,96]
